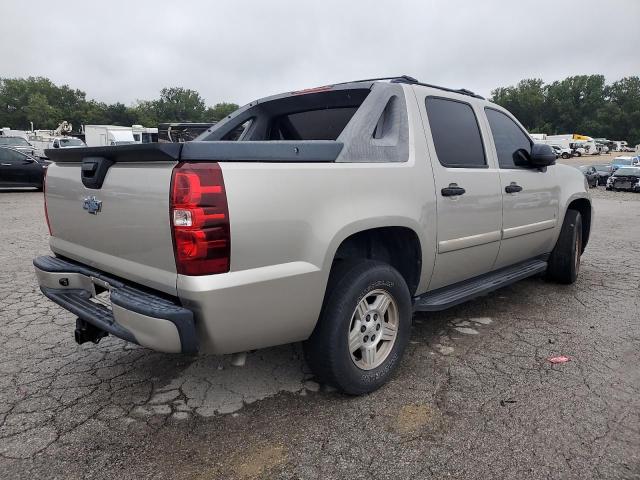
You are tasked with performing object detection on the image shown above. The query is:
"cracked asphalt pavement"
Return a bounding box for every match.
[1,186,639,479]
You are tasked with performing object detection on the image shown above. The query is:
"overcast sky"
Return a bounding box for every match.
[1,0,638,107]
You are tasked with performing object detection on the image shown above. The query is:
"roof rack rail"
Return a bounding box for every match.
[334,75,485,100]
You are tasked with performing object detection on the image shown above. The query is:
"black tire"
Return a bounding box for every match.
[547,210,582,284]
[561,152,570,159]
[304,260,412,395]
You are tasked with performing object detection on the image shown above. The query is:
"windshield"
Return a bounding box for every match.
[615,158,632,165]
[614,168,640,176]
[594,165,609,172]
[59,138,85,147]
[0,137,29,146]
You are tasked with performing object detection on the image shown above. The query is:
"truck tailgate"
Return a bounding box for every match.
[45,160,179,295]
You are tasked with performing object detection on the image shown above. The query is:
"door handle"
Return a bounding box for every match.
[441,184,466,197]
[505,183,523,194]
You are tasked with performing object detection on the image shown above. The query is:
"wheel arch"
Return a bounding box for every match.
[327,225,423,296]
[566,197,592,252]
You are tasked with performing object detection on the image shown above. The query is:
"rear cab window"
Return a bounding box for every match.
[205,88,371,142]
[425,97,487,168]
[269,108,358,140]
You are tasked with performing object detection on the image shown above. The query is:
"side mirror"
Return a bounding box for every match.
[529,143,556,167]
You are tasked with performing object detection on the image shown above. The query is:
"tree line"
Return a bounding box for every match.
[0,77,238,131]
[490,75,640,146]
[1,75,639,146]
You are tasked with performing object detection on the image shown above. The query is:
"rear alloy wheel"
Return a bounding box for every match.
[348,289,399,370]
[547,209,582,284]
[304,260,411,395]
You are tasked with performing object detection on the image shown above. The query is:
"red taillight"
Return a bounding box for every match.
[170,162,230,275]
[43,168,52,236]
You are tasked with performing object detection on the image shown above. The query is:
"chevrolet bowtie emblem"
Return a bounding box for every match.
[83,196,102,215]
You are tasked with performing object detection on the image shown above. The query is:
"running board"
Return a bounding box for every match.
[413,259,548,312]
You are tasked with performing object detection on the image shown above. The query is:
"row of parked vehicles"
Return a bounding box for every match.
[577,155,640,192]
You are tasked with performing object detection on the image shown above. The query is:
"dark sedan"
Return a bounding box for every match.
[0,136,37,157]
[593,164,614,185]
[606,167,640,192]
[0,147,49,190]
[577,165,598,188]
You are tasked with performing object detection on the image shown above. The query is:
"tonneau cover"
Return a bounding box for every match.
[45,141,344,163]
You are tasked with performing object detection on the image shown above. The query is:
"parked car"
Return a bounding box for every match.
[577,165,598,188]
[0,147,49,189]
[29,135,86,159]
[33,76,592,395]
[551,145,572,159]
[592,164,614,185]
[0,136,37,157]
[611,156,636,171]
[606,167,640,192]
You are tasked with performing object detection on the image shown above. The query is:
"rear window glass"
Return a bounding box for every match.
[202,88,370,142]
[425,97,486,168]
[270,107,358,140]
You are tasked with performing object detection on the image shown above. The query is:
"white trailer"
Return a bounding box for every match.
[0,128,29,140]
[131,125,158,144]
[83,125,136,147]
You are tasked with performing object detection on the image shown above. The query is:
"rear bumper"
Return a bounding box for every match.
[33,256,197,354]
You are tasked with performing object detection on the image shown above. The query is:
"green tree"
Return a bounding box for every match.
[23,92,57,128]
[205,102,239,122]
[0,76,86,129]
[490,74,640,146]
[154,87,207,122]
[491,79,546,132]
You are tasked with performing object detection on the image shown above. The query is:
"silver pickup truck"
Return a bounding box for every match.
[34,76,592,394]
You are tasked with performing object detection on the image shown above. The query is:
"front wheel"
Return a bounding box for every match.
[304,260,412,395]
[561,152,570,159]
[547,210,582,284]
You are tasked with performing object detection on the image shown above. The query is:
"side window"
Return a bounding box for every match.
[2,149,23,163]
[425,97,486,168]
[485,108,532,169]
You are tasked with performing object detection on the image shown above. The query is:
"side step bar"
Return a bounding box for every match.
[413,259,548,312]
